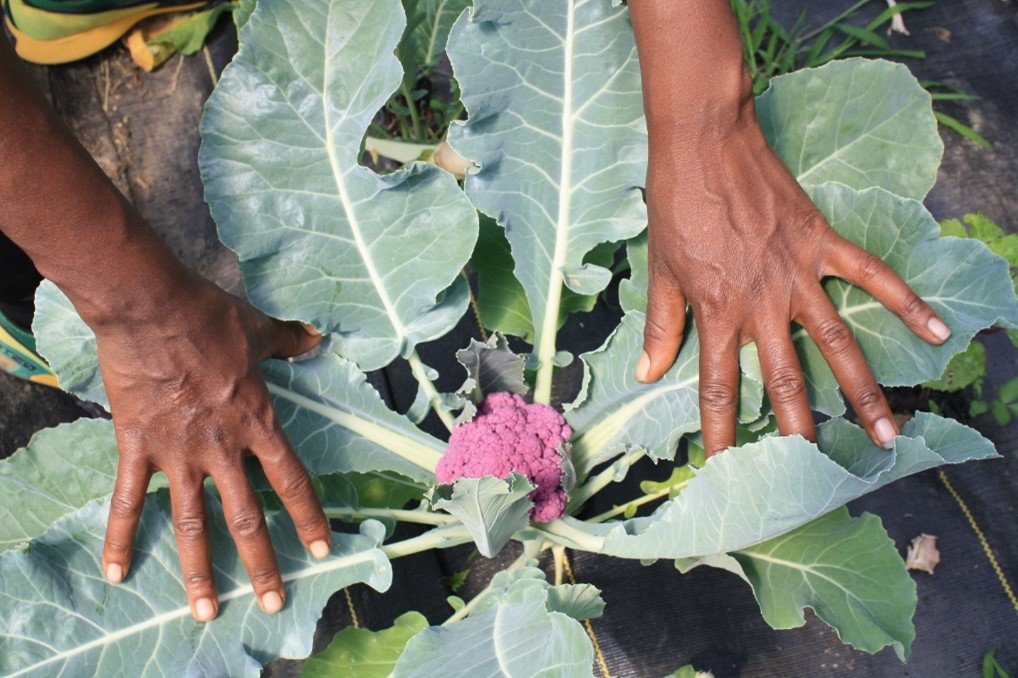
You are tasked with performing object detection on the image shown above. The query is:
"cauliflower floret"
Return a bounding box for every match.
[435,392,572,522]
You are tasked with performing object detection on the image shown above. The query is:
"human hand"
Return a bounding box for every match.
[95,271,329,621]
[636,110,951,455]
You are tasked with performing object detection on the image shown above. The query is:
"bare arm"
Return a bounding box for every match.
[0,38,331,621]
[627,0,951,454]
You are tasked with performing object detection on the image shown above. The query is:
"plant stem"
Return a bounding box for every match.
[588,477,691,524]
[534,519,605,553]
[407,350,456,432]
[569,447,647,508]
[265,382,443,472]
[324,506,458,526]
[380,523,472,561]
[400,79,424,141]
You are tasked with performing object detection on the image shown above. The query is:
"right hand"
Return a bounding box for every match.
[97,271,330,621]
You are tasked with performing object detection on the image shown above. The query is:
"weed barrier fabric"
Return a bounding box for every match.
[2,1,1017,675]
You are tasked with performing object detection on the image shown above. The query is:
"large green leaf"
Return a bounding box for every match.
[200,0,478,371]
[758,58,943,199]
[393,574,594,677]
[264,355,444,483]
[32,281,107,409]
[0,492,392,676]
[303,611,429,678]
[718,508,917,660]
[0,419,148,552]
[797,184,1018,414]
[550,413,996,559]
[447,0,647,396]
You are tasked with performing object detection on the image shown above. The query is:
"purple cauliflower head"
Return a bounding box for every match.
[435,392,573,523]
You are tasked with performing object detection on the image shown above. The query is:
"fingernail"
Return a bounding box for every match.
[261,590,283,614]
[874,417,897,450]
[106,563,123,584]
[635,352,651,382]
[195,597,216,622]
[927,317,951,342]
[301,322,322,338]
[310,540,330,560]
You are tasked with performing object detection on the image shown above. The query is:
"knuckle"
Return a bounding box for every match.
[276,472,314,502]
[815,318,852,355]
[230,511,267,540]
[902,292,925,318]
[854,387,884,411]
[792,210,827,240]
[174,517,208,543]
[700,382,738,414]
[249,567,279,587]
[109,494,144,521]
[185,571,213,590]
[296,514,326,535]
[105,539,132,557]
[768,368,806,403]
[858,252,884,282]
[643,315,672,343]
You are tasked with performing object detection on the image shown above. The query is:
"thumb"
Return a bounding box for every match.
[637,273,687,383]
[262,319,323,360]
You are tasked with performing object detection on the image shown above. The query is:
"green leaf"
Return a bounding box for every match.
[558,412,996,560]
[407,0,471,71]
[146,3,233,56]
[720,508,916,660]
[970,399,990,417]
[264,355,444,483]
[797,184,1018,415]
[428,474,535,558]
[0,492,392,676]
[472,214,622,343]
[32,281,107,409]
[992,400,1011,427]
[922,340,986,393]
[939,218,967,239]
[964,211,1005,241]
[394,575,594,677]
[302,611,428,678]
[545,583,605,622]
[988,234,1018,269]
[341,472,425,510]
[0,419,156,553]
[455,332,529,407]
[200,0,478,371]
[757,58,943,199]
[448,0,647,396]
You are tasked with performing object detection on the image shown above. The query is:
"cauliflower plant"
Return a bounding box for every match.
[435,392,573,522]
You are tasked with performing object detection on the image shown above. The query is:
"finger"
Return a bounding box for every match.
[168,470,218,622]
[260,317,322,360]
[697,325,741,457]
[257,436,331,561]
[212,463,287,615]
[801,291,898,449]
[824,236,951,345]
[103,454,153,584]
[638,272,687,383]
[754,320,816,443]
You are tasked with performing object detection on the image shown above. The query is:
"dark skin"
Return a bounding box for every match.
[0,1,949,622]
[629,0,950,455]
[0,38,331,622]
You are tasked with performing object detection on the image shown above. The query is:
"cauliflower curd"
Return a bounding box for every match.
[435,392,573,522]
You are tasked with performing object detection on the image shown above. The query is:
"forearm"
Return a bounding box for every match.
[628,0,754,146]
[0,38,189,328]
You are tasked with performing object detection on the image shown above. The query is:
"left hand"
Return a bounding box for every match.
[636,109,951,455]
